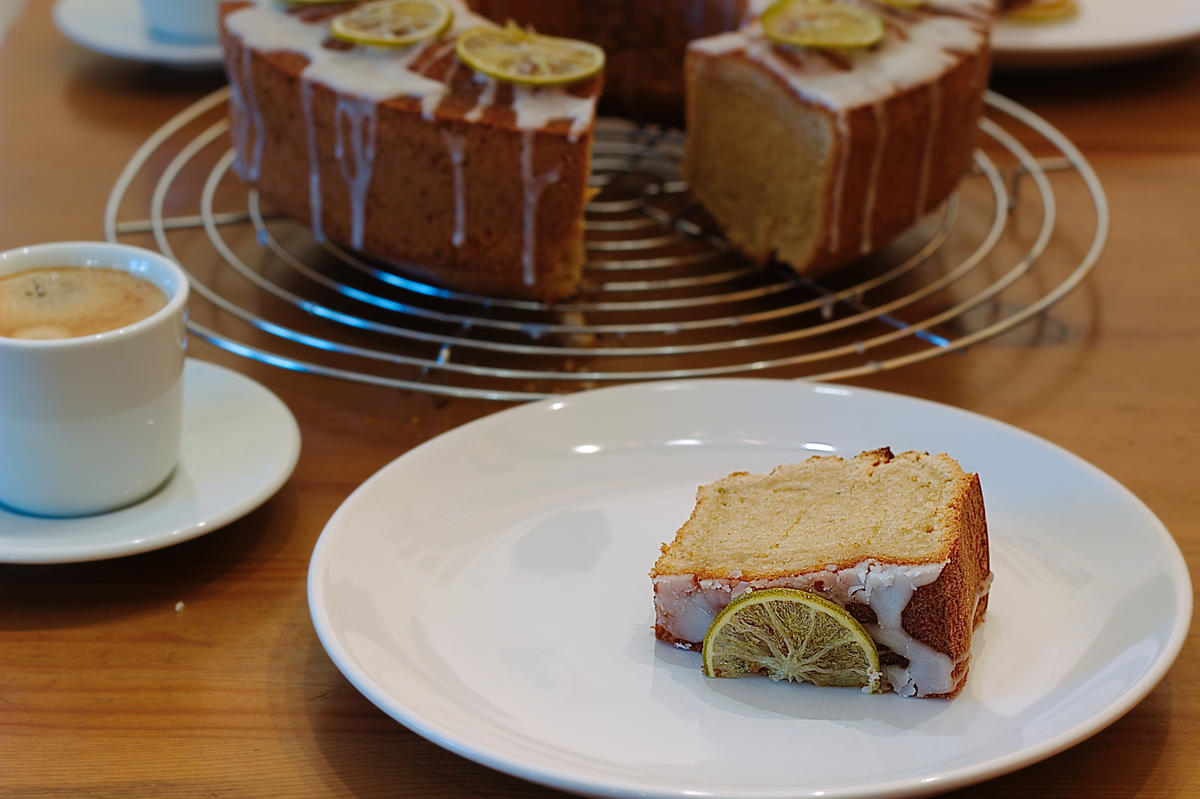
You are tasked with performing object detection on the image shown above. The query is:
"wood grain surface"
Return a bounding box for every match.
[1,3,1197,797]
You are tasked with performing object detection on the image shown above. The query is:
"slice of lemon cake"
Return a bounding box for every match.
[651,448,991,698]
[220,0,603,302]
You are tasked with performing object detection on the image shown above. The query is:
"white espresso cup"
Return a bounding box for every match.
[0,242,189,517]
[140,0,220,44]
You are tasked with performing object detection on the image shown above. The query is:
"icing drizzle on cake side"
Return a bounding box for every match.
[222,0,598,291]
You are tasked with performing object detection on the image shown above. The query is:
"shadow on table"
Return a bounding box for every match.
[990,43,1200,104]
[0,490,292,631]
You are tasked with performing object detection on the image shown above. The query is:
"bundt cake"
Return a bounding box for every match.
[470,0,994,283]
[651,448,992,698]
[220,1,994,301]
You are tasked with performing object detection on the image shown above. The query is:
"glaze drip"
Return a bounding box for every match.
[861,101,888,254]
[300,79,324,242]
[440,130,468,248]
[690,0,990,258]
[827,113,851,253]
[224,0,596,263]
[915,80,941,221]
[465,76,499,122]
[333,95,379,251]
[653,556,984,698]
[520,131,563,286]
[229,43,265,181]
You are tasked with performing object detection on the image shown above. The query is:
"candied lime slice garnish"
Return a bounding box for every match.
[702,587,882,691]
[455,22,605,86]
[762,1,886,49]
[330,0,454,48]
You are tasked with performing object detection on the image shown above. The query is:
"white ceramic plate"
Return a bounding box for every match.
[53,0,224,69]
[0,359,300,563]
[308,379,1191,799]
[994,0,1200,68]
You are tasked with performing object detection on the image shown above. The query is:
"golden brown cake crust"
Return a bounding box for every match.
[683,23,992,279]
[900,469,989,698]
[652,448,991,698]
[219,2,599,302]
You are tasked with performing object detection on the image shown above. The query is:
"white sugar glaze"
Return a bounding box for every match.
[440,130,468,248]
[464,75,499,122]
[223,0,990,280]
[520,131,562,286]
[827,113,851,253]
[691,1,990,109]
[228,44,264,180]
[860,101,888,254]
[300,79,323,242]
[333,95,378,250]
[915,81,942,222]
[223,0,592,259]
[653,557,985,698]
[691,0,991,257]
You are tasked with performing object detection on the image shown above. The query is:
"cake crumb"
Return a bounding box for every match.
[174,601,185,613]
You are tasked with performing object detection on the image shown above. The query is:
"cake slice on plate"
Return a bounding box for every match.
[651,447,992,698]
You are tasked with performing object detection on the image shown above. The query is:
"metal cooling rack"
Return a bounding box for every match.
[105,89,1108,401]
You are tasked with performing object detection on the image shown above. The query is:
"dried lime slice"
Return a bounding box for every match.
[330,0,453,48]
[455,22,605,86]
[702,587,882,691]
[761,1,885,49]
[1005,0,1078,23]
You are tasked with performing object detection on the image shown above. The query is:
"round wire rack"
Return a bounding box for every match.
[105,88,1108,401]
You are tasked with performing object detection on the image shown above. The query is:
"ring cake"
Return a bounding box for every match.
[220,1,994,301]
[651,448,992,697]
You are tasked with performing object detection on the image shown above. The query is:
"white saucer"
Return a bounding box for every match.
[0,359,300,564]
[54,0,224,69]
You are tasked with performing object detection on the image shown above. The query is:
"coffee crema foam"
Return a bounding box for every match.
[0,267,168,340]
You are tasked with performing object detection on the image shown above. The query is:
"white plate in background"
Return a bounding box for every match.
[994,0,1200,68]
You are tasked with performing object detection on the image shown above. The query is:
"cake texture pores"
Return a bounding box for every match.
[650,448,992,698]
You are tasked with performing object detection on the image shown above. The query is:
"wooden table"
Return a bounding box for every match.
[2,4,1197,797]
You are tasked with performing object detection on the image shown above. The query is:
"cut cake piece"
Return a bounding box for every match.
[469,0,994,281]
[220,0,601,302]
[651,447,991,698]
[683,1,994,280]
